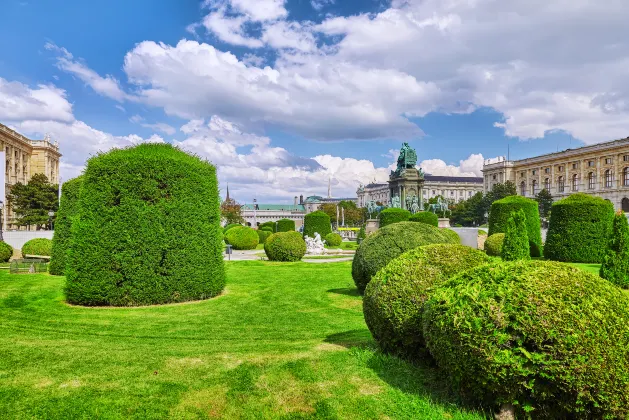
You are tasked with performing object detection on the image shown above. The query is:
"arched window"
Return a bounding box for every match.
[532,180,537,196]
[623,198,629,212]
[588,172,595,190]
[605,170,613,188]
[544,178,550,191]
[558,176,565,193]
[624,167,629,187]
[520,181,526,196]
[572,174,579,191]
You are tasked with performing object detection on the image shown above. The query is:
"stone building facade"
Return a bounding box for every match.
[356,175,484,208]
[482,137,629,211]
[0,123,62,229]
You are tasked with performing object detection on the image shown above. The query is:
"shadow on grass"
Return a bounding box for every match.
[324,329,372,349]
[326,288,360,297]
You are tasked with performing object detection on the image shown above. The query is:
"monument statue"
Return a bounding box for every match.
[392,142,419,177]
[366,200,377,218]
[391,196,401,208]
[428,197,449,217]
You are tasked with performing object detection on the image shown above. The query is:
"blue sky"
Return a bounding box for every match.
[1,0,625,202]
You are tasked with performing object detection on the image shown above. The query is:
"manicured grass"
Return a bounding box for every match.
[0,262,485,419]
[325,241,359,251]
[302,255,354,260]
[568,262,601,276]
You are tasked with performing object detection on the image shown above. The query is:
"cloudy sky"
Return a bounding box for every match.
[1,0,628,203]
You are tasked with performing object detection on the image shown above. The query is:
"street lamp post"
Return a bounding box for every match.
[48,210,55,231]
[253,198,257,228]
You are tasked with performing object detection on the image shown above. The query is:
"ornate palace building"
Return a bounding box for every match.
[0,123,62,229]
[482,137,629,211]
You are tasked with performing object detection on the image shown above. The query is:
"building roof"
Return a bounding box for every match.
[241,204,305,211]
[424,175,483,183]
[304,196,357,203]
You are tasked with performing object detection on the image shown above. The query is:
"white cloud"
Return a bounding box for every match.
[420,153,484,177]
[204,0,287,22]
[0,78,74,123]
[311,0,334,12]
[202,10,264,48]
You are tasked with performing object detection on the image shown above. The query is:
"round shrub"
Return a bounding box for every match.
[66,144,225,307]
[363,244,490,357]
[378,208,411,227]
[257,229,272,245]
[408,211,438,227]
[22,238,52,257]
[352,221,458,294]
[260,226,274,233]
[259,221,276,233]
[484,233,504,256]
[0,242,13,262]
[276,218,296,232]
[488,195,542,256]
[545,193,614,263]
[225,226,259,250]
[440,228,460,244]
[223,223,242,234]
[325,233,342,247]
[264,231,307,262]
[303,211,331,238]
[50,176,83,275]
[423,261,629,418]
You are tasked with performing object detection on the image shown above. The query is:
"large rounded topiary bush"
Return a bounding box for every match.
[325,233,342,247]
[264,231,307,262]
[0,242,13,262]
[65,144,225,307]
[50,176,83,275]
[488,195,542,256]
[225,226,259,250]
[423,261,629,418]
[363,244,490,357]
[483,233,504,256]
[223,223,242,234]
[303,211,331,238]
[22,238,52,257]
[545,193,614,263]
[378,208,411,227]
[352,221,457,294]
[440,228,460,244]
[276,218,296,232]
[408,211,438,227]
[259,221,276,233]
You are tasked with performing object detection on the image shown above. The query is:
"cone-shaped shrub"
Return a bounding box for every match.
[0,242,13,263]
[65,144,225,306]
[408,211,438,227]
[488,196,542,256]
[50,176,83,275]
[600,211,629,288]
[276,218,296,232]
[378,208,411,227]
[545,193,614,263]
[303,211,331,238]
[501,210,530,261]
[225,226,259,250]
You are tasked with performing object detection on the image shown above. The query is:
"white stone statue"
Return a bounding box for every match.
[304,232,325,255]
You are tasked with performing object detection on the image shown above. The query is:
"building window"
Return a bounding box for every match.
[492,174,496,180]
[605,158,613,165]
[545,168,550,174]
[588,160,595,167]
[544,178,550,190]
[624,155,629,162]
[572,163,577,170]
[532,180,537,196]
[605,169,613,188]
[572,174,579,191]
[521,171,525,178]
[468,191,472,197]
[558,176,565,193]
[588,172,595,189]
[432,190,435,195]
[558,165,564,172]
[520,181,526,196]
[532,170,536,175]
[450,191,454,196]
[624,168,629,187]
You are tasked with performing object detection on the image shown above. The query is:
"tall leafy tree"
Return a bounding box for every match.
[450,192,486,226]
[535,188,553,219]
[220,201,244,225]
[8,173,59,230]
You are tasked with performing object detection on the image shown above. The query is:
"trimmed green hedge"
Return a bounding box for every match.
[600,211,629,288]
[264,231,306,262]
[259,222,276,233]
[325,233,342,247]
[50,176,83,275]
[363,244,490,357]
[545,193,614,263]
[225,226,259,250]
[440,228,460,244]
[65,144,225,307]
[260,227,274,233]
[423,261,629,418]
[303,211,331,238]
[352,221,458,294]
[488,196,542,257]
[0,242,13,262]
[378,208,411,227]
[408,211,438,227]
[223,223,242,234]
[501,210,530,261]
[22,238,52,257]
[484,233,504,256]
[276,219,295,232]
[257,229,272,245]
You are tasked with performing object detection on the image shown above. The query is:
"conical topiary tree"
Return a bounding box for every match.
[600,211,629,288]
[501,210,530,261]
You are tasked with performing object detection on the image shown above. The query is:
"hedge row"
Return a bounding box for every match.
[303,211,331,238]
[50,176,83,275]
[276,219,295,232]
[378,208,410,227]
[408,211,438,227]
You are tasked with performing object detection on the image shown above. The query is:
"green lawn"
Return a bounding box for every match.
[0,262,485,420]
[325,241,359,251]
[568,262,601,276]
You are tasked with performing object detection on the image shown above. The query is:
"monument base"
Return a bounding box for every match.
[438,218,451,228]
[365,219,380,235]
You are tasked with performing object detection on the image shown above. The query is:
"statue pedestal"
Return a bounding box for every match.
[365,219,380,234]
[438,218,451,228]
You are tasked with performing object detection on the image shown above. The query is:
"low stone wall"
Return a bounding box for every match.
[3,230,54,250]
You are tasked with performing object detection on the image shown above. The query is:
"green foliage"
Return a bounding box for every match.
[423,261,629,418]
[535,188,553,219]
[363,244,490,357]
[303,211,331,238]
[600,211,629,288]
[545,193,614,263]
[352,221,458,294]
[483,233,504,256]
[260,226,274,233]
[264,231,307,262]
[257,229,272,245]
[378,208,411,227]
[0,242,13,262]
[440,229,460,244]
[225,226,259,250]
[276,218,296,232]
[408,211,438,227]
[49,177,83,275]
[220,201,244,225]
[223,223,242,234]
[65,144,225,306]
[22,238,52,257]
[325,233,343,247]
[450,192,485,226]
[488,195,542,257]
[357,225,366,241]
[501,210,530,261]
[259,221,276,233]
[7,173,59,229]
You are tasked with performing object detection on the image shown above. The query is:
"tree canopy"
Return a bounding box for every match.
[8,173,59,229]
